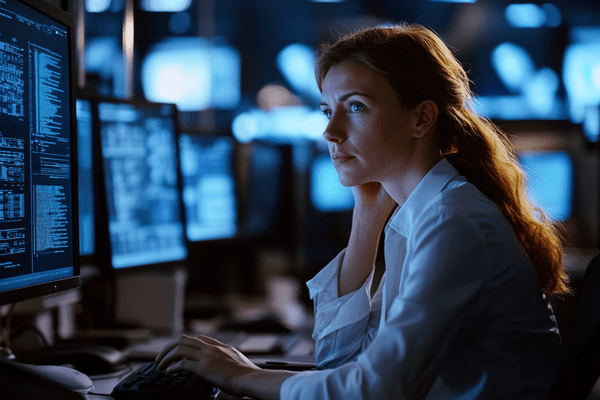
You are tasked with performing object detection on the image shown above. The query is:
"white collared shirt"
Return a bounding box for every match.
[281,158,561,399]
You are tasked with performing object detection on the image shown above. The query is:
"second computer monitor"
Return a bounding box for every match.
[96,99,188,271]
[178,133,238,243]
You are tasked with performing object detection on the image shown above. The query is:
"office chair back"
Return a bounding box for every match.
[548,251,600,400]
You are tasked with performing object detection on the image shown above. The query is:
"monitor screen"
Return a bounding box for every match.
[239,142,288,241]
[563,26,600,142]
[97,99,187,270]
[141,37,241,111]
[519,150,574,222]
[76,97,95,259]
[178,133,238,242]
[0,0,79,305]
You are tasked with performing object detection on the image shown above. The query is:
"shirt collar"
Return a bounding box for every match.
[388,157,462,236]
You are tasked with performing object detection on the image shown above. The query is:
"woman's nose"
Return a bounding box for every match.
[323,129,340,143]
[323,114,345,143]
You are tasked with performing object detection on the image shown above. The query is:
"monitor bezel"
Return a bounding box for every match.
[94,96,189,275]
[0,0,81,306]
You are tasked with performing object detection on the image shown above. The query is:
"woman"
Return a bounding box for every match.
[156,23,570,399]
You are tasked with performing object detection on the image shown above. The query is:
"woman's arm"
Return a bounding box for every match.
[338,182,396,296]
[155,334,295,400]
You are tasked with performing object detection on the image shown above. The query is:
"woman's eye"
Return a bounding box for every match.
[350,102,364,112]
[321,109,332,119]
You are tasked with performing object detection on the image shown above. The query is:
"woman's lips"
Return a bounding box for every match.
[331,153,354,163]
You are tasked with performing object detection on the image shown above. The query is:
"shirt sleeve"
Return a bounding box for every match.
[306,248,383,369]
[282,205,491,400]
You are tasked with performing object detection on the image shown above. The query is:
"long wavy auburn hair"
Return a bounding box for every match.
[315,23,570,295]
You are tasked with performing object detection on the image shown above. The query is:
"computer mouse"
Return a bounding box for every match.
[27,364,95,394]
[0,358,90,400]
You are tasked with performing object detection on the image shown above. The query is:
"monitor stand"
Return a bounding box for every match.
[0,289,81,347]
[113,267,188,336]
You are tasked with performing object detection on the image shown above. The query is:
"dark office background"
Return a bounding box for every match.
[46,0,600,304]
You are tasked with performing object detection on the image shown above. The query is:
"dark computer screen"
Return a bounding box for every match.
[96,99,187,270]
[76,97,95,259]
[0,0,79,305]
[239,141,290,242]
[178,133,238,242]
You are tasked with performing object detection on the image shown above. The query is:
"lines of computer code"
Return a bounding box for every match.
[29,43,67,155]
[38,156,70,179]
[34,184,68,253]
[0,41,24,117]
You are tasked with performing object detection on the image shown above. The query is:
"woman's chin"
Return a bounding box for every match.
[337,175,363,188]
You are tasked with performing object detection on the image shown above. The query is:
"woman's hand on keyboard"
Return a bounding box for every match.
[155,334,295,399]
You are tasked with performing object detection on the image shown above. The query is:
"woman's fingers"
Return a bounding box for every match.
[155,334,258,374]
[162,358,197,375]
[153,333,264,397]
[155,334,203,370]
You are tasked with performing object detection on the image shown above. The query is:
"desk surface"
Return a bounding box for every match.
[88,355,316,400]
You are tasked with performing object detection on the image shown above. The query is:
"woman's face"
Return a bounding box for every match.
[320,60,422,188]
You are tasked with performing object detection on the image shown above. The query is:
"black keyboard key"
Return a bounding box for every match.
[111,362,219,399]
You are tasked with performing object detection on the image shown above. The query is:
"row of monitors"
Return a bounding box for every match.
[76,95,299,272]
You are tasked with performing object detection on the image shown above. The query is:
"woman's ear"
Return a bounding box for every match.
[413,100,438,138]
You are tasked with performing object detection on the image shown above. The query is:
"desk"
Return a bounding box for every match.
[85,320,315,399]
[88,355,316,399]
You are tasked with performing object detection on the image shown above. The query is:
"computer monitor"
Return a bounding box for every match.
[178,133,238,243]
[0,0,79,306]
[95,98,188,271]
[239,141,293,244]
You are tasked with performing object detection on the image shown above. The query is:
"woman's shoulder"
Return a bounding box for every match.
[416,181,510,234]
[438,180,502,214]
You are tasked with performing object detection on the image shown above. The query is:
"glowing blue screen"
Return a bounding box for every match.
[519,150,573,221]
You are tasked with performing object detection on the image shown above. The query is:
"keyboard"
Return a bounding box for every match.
[111,362,220,399]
